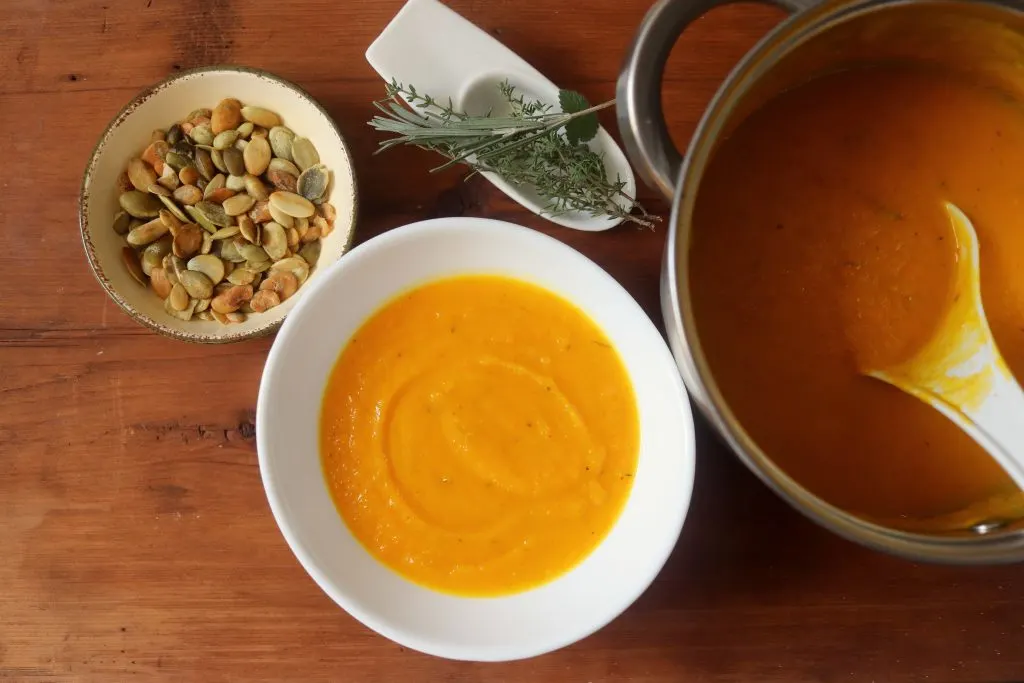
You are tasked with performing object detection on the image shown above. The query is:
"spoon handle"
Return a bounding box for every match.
[959,371,1024,491]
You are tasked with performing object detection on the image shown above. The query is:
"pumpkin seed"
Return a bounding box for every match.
[211,284,253,313]
[212,98,242,134]
[167,124,183,145]
[187,108,213,122]
[120,191,162,218]
[205,187,236,204]
[121,247,146,285]
[179,167,199,186]
[172,185,202,206]
[243,174,269,201]
[226,311,247,323]
[164,151,191,171]
[213,129,240,150]
[237,121,254,138]
[306,217,326,242]
[241,106,282,128]
[226,174,246,192]
[159,209,182,231]
[184,254,224,285]
[298,240,321,266]
[172,224,203,259]
[143,140,168,169]
[271,256,310,285]
[157,164,180,190]
[179,269,214,299]
[269,191,315,218]
[268,126,294,162]
[195,201,233,228]
[140,249,163,276]
[268,158,300,177]
[210,225,241,240]
[223,147,245,177]
[127,157,157,191]
[195,298,212,313]
[170,255,188,281]
[219,238,245,263]
[261,222,288,260]
[223,193,256,216]
[260,270,298,301]
[226,267,257,286]
[195,148,215,180]
[248,258,273,273]
[185,205,217,234]
[169,283,189,311]
[190,123,214,146]
[147,183,171,197]
[116,172,134,194]
[165,293,197,321]
[112,210,131,235]
[234,138,248,152]
[201,232,213,255]
[248,200,272,223]
[156,195,189,223]
[291,137,319,171]
[203,173,226,197]
[145,234,174,260]
[297,164,329,202]
[243,135,271,176]
[267,201,294,228]
[150,267,173,298]
[126,218,168,246]
[285,227,299,249]
[266,169,297,193]
[238,215,259,244]
[210,149,228,174]
[250,290,281,313]
[316,201,334,221]
[170,138,195,159]
[239,243,269,263]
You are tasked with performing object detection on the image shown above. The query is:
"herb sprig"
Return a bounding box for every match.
[368,80,657,228]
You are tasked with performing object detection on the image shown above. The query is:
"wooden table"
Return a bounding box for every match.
[2,0,1022,680]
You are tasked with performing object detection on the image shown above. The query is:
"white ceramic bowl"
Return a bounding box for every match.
[80,66,358,343]
[256,218,695,661]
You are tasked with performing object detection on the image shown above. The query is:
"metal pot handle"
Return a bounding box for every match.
[616,0,813,199]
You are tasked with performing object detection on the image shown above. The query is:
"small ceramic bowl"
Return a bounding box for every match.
[80,66,358,343]
[256,218,696,661]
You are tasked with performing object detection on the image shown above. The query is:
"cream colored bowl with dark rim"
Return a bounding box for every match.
[80,66,358,343]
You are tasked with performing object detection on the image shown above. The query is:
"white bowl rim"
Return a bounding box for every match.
[256,217,696,661]
[78,64,359,344]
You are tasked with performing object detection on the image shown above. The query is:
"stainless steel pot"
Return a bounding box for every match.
[617,0,1024,563]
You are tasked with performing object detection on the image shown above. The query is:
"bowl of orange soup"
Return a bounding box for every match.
[256,218,695,660]
[618,0,1024,562]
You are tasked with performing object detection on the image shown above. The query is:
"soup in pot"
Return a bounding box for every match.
[690,64,1024,529]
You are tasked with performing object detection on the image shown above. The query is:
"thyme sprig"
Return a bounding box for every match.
[368,80,657,228]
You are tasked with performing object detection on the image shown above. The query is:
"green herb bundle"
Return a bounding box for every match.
[368,80,657,228]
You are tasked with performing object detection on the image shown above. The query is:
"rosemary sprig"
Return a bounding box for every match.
[368,80,658,228]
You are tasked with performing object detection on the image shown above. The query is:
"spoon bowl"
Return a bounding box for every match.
[867,202,1024,489]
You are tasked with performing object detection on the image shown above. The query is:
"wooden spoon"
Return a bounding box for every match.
[865,202,1024,490]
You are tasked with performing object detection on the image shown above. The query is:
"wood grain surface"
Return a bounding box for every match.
[1,0,1022,681]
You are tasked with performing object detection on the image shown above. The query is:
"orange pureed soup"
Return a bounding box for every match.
[691,65,1024,529]
[320,275,639,596]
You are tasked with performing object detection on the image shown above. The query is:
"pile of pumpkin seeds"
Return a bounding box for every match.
[113,98,337,324]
